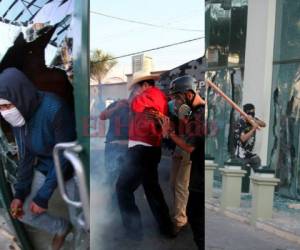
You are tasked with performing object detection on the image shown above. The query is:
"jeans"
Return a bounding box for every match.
[19,170,77,235]
[116,145,173,236]
[104,142,128,185]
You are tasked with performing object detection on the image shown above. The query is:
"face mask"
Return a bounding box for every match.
[1,107,25,127]
[168,100,177,117]
[246,111,255,117]
[174,94,186,111]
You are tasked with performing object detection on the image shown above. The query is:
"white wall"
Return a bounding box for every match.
[243,0,277,165]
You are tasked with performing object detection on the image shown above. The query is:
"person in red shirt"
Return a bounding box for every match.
[116,75,175,240]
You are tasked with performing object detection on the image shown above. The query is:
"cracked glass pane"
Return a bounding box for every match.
[274,0,300,62]
[268,0,300,199]
[205,0,247,170]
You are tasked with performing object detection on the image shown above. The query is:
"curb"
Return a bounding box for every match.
[255,221,300,245]
[205,200,300,245]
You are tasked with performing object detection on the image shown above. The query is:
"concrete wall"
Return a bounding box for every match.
[101,83,128,101]
[243,0,277,165]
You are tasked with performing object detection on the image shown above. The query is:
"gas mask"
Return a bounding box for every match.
[1,107,25,127]
[178,104,192,121]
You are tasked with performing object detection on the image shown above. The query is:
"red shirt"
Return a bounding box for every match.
[129,86,168,147]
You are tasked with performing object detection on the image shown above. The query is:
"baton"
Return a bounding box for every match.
[206,79,260,128]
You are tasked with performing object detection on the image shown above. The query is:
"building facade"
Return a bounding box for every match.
[205,0,247,166]
[205,0,300,199]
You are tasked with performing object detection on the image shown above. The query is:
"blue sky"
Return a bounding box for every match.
[90,0,205,76]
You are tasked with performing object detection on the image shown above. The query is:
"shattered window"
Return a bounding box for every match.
[269,0,300,199]
[273,0,300,62]
[0,0,73,47]
[205,0,247,67]
[0,0,75,248]
[205,0,247,168]
[205,1,231,67]
[269,63,300,199]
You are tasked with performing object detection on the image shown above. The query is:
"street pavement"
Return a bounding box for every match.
[90,138,300,250]
[90,137,197,250]
[205,209,300,250]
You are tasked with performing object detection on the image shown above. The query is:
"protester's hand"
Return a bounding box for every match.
[144,108,160,120]
[10,199,24,219]
[249,118,260,131]
[161,116,171,138]
[30,201,46,215]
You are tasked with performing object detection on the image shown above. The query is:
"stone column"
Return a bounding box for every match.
[205,160,218,200]
[243,0,277,165]
[220,167,246,210]
[250,175,280,224]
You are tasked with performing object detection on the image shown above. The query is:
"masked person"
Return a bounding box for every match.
[0,68,77,250]
[168,97,192,234]
[116,75,175,240]
[162,75,205,249]
[234,103,266,170]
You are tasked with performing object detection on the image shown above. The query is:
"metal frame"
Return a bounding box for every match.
[72,0,90,184]
[64,149,90,229]
[0,0,90,249]
[53,141,90,230]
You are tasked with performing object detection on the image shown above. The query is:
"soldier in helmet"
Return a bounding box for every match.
[169,95,192,235]
[162,75,205,249]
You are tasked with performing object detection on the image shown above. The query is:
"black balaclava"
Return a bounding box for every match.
[243,103,255,117]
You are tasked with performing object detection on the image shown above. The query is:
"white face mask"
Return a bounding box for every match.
[1,107,25,127]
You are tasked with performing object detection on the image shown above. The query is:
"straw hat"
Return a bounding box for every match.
[128,74,160,90]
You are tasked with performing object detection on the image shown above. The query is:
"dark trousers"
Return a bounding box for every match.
[188,140,204,250]
[187,190,204,250]
[116,145,173,236]
[243,155,261,170]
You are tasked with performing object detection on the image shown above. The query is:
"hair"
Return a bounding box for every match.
[243,103,255,112]
[137,79,155,87]
[128,87,138,100]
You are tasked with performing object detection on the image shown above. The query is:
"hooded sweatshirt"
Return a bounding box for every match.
[129,86,168,147]
[0,68,76,208]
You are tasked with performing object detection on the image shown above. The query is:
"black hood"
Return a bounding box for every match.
[0,68,42,120]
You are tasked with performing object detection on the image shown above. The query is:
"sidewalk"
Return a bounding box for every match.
[205,209,300,250]
[0,209,20,250]
[206,185,300,246]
